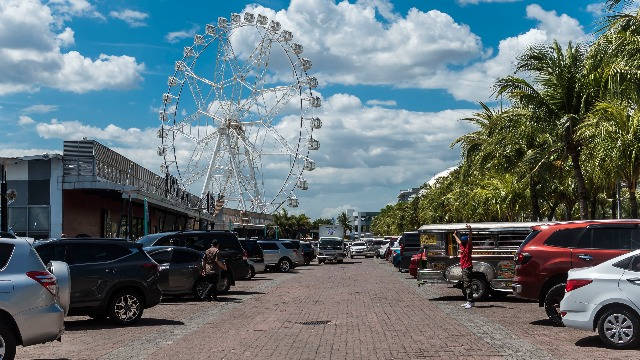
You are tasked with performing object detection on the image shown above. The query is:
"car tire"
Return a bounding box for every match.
[0,322,17,360]
[108,290,144,325]
[469,278,489,301]
[278,258,292,273]
[217,273,231,294]
[597,306,640,349]
[350,255,354,259]
[318,259,325,264]
[544,283,566,326]
[337,259,343,264]
[247,266,256,280]
[193,278,210,300]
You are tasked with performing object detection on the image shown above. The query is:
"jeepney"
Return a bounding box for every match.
[417,222,542,300]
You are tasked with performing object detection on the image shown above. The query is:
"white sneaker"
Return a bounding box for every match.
[464,302,474,309]
[460,303,468,307]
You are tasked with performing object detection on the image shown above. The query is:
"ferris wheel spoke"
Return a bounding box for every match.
[259,121,299,159]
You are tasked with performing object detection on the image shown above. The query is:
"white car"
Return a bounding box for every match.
[560,249,640,349]
[376,241,390,258]
[348,241,367,258]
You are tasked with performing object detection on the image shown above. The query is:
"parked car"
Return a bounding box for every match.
[394,232,421,271]
[258,240,303,272]
[560,249,640,349]
[300,241,315,264]
[513,220,640,325]
[376,240,390,258]
[239,239,265,278]
[0,237,68,360]
[418,223,538,300]
[280,240,305,265]
[386,240,401,261]
[348,241,368,258]
[144,246,222,299]
[34,238,162,325]
[316,237,345,264]
[137,230,251,283]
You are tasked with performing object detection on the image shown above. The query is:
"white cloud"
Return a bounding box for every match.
[366,99,397,107]
[458,0,521,4]
[237,0,484,89]
[18,115,35,125]
[110,9,149,28]
[434,4,588,101]
[22,104,59,114]
[321,204,357,219]
[0,0,144,95]
[586,2,606,16]
[165,26,199,43]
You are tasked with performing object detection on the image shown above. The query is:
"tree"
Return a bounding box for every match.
[495,41,597,219]
[312,218,333,229]
[337,211,352,233]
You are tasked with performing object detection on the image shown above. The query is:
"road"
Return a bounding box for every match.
[18,258,634,359]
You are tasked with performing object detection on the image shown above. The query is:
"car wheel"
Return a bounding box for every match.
[246,266,256,280]
[217,273,231,294]
[544,283,566,326]
[318,259,325,264]
[337,259,343,264]
[109,290,144,325]
[470,278,489,301]
[0,322,17,360]
[597,306,640,349]
[193,279,211,300]
[278,258,292,273]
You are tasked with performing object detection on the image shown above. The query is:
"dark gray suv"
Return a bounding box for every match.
[34,239,162,325]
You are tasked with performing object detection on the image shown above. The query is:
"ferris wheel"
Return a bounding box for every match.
[158,12,321,215]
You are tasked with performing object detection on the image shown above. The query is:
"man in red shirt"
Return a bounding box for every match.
[454,224,474,309]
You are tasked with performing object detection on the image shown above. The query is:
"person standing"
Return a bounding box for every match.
[201,239,227,301]
[454,224,474,309]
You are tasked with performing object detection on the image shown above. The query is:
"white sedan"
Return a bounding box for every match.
[560,249,640,349]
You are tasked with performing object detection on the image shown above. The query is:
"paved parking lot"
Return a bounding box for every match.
[18,259,637,359]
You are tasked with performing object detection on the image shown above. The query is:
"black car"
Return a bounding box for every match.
[144,246,222,299]
[137,230,250,286]
[300,242,315,265]
[394,231,421,272]
[34,238,162,325]
[239,239,265,278]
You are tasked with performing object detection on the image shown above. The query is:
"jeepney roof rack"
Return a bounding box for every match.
[418,222,548,232]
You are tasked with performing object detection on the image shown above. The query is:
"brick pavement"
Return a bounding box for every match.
[16,258,640,359]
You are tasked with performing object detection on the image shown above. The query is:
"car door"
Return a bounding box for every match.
[572,227,634,269]
[259,242,279,265]
[170,248,202,293]
[148,249,172,292]
[220,236,249,279]
[65,243,123,308]
[618,255,640,309]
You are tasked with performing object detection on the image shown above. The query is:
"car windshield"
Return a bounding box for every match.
[320,239,342,247]
[353,242,365,246]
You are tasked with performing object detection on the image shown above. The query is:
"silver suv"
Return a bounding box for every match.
[0,238,69,360]
[258,240,304,272]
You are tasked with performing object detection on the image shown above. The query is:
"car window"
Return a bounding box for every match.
[0,243,15,270]
[173,249,202,263]
[260,242,279,250]
[613,255,634,270]
[184,235,209,251]
[220,236,243,251]
[155,236,184,247]
[545,228,585,248]
[67,243,131,265]
[149,249,172,264]
[35,243,65,264]
[137,233,165,247]
[281,242,299,250]
[631,256,640,272]
[591,228,635,250]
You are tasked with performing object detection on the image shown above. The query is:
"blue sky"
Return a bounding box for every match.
[0,0,607,218]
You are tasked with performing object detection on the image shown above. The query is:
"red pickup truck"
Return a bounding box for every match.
[512,220,640,325]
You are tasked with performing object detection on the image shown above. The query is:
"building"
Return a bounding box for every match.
[0,140,271,240]
[349,210,379,239]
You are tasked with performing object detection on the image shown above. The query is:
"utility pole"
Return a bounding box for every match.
[0,164,7,232]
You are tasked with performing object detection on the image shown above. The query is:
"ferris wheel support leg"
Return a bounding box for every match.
[201,132,223,199]
[225,133,248,211]
[237,131,261,204]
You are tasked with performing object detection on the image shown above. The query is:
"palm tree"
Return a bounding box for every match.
[495,41,597,219]
[337,211,352,234]
[580,101,640,217]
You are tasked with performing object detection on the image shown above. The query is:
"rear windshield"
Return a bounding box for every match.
[300,243,312,249]
[0,243,15,270]
[352,242,365,246]
[137,233,166,247]
[401,233,420,246]
[0,232,16,239]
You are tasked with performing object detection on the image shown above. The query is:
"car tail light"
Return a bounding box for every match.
[565,279,592,292]
[514,252,531,265]
[243,250,248,261]
[27,271,57,296]
[400,243,405,256]
[561,311,567,317]
[142,262,159,273]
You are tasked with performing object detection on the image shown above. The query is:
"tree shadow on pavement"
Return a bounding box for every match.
[65,317,184,331]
